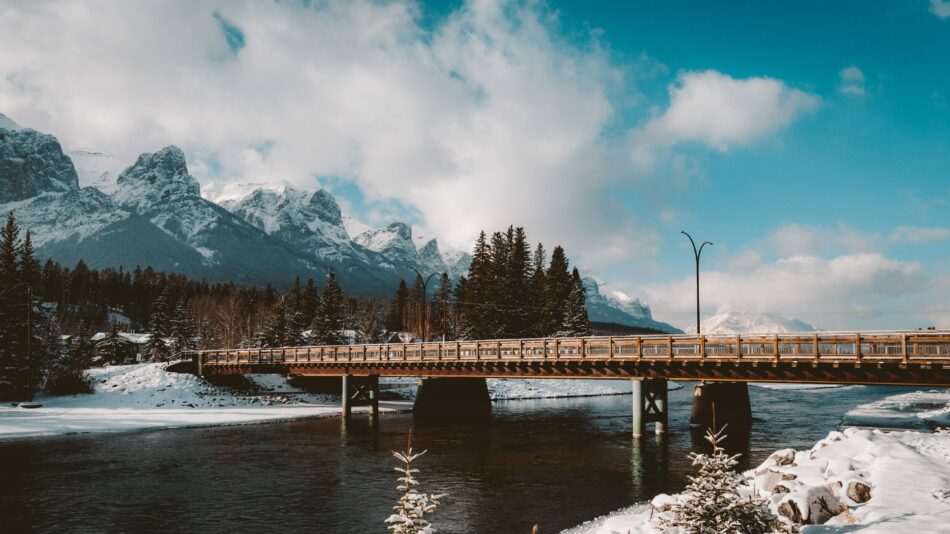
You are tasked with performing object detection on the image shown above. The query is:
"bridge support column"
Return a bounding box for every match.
[632,378,668,438]
[342,374,351,420]
[413,377,491,421]
[341,374,380,421]
[690,382,752,431]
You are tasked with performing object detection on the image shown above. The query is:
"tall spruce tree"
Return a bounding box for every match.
[541,246,572,336]
[528,243,547,337]
[147,289,171,360]
[0,212,29,397]
[556,269,592,337]
[432,273,453,341]
[460,231,492,340]
[46,319,92,395]
[315,270,345,345]
[386,280,409,333]
[171,299,196,351]
[262,296,289,347]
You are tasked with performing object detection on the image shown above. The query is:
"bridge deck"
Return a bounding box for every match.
[196,331,950,386]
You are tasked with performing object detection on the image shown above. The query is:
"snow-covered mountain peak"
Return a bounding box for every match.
[307,189,344,226]
[354,222,418,261]
[581,277,680,332]
[0,127,79,203]
[685,310,818,334]
[113,145,200,211]
[0,112,21,131]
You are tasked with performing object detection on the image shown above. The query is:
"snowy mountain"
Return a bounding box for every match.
[69,149,123,194]
[685,310,818,334]
[583,277,681,333]
[0,127,78,203]
[0,117,670,322]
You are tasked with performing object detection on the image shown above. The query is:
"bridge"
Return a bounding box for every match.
[195,330,950,436]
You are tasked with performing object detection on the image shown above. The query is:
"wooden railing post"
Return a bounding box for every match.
[667,336,673,358]
[773,335,779,360]
[855,333,862,363]
[608,337,614,359]
[813,333,820,359]
[901,333,908,364]
[700,335,706,359]
[636,337,643,358]
[735,334,741,359]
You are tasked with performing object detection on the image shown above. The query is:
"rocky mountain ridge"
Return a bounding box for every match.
[0,115,672,330]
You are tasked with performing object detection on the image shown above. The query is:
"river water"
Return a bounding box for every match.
[0,383,923,533]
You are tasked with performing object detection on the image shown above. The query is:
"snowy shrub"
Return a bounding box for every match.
[660,425,797,534]
[385,445,446,534]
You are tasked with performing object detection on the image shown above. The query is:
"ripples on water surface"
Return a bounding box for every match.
[0,383,925,533]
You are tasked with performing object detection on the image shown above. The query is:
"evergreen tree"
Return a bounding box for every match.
[46,319,92,395]
[385,445,445,534]
[541,246,572,336]
[356,301,382,343]
[0,212,29,398]
[556,269,591,337]
[528,243,547,337]
[432,273,453,341]
[97,322,128,365]
[286,277,309,344]
[315,270,345,345]
[262,296,289,347]
[506,227,532,337]
[146,290,170,361]
[36,313,64,383]
[660,426,794,534]
[171,299,197,352]
[460,231,492,340]
[386,280,409,333]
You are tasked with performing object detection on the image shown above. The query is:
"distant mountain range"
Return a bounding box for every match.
[0,112,677,332]
[685,310,818,334]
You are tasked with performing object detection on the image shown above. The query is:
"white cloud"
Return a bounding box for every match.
[639,253,925,330]
[632,70,820,154]
[769,222,879,257]
[0,0,661,268]
[838,66,865,97]
[889,225,950,244]
[931,0,950,19]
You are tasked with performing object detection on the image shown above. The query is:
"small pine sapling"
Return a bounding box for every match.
[660,425,797,534]
[385,444,446,534]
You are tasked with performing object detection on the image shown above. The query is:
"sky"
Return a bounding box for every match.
[0,0,948,330]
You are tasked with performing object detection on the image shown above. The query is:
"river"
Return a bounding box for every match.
[0,383,924,533]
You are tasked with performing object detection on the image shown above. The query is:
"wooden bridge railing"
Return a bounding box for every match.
[198,331,950,367]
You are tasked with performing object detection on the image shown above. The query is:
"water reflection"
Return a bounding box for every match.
[0,384,919,533]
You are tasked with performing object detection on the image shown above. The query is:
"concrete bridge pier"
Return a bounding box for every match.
[413,377,492,421]
[341,374,380,421]
[690,382,752,431]
[632,378,668,438]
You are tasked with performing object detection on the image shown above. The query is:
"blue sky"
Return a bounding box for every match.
[0,0,947,329]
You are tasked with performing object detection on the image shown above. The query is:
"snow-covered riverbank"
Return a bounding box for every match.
[0,364,411,439]
[0,364,647,439]
[565,389,950,533]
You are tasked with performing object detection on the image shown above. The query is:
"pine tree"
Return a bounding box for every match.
[386,280,409,333]
[356,301,382,343]
[556,269,591,337]
[0,212,29,398]
[432,273,453,341]
[541,246,572,336]
[171,299,197,352]
[21,230,43,391]
[315,270,345,345]
[37,313,64,384]
[528,243,546,337]
[460,231,492,340]
[262,296,289,347]
[286,277,309,344]
[46,319,92,395]
[147,290,170,361]
[385,445,446,534]
[97,322,128,365]
[660,426,794,534]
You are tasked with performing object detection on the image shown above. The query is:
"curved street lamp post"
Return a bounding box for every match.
[409,268,440,341]
[681,231,712,335]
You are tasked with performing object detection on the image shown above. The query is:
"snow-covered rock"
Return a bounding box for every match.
[0,127,79,203]
[355,222,419,263]
[686,310,817,334]
[583,277,681,333]
[69,149,124,194]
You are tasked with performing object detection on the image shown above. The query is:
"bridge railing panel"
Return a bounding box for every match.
[522,340,546,359]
